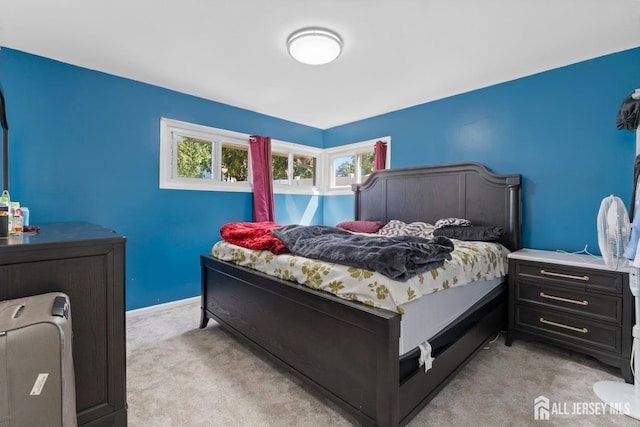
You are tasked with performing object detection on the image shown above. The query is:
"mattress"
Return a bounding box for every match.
[398,281,506,382]
[211,238,509,314]
[398,276,504,356]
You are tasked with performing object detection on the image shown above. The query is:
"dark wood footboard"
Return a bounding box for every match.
[201,254,506,426]
[201,254,401,426]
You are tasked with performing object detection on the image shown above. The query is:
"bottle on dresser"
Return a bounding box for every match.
[10,202,22,235]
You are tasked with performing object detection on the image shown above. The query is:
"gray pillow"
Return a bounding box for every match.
[433,226,503,241]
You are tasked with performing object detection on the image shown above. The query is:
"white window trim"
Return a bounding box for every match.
[160,118,324,195]
[323,136,391,195]
[271,139,324,195]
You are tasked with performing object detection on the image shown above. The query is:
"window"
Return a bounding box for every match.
[325,137,391,193]
[160,118,388,194]
[176,137,212,179]
[160,118,251,192]
[271,140,319,192]
[272,151,289,184]
[293,153,316,187]
[333,155,355,187]
[220,143,249,183]
[160,118,322,194]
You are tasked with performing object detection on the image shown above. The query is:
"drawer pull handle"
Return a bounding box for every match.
[539,292,589,306]
[540,269,589,281]
[539,317,588,334]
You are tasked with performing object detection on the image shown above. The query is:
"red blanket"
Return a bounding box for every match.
[220,222,288,255]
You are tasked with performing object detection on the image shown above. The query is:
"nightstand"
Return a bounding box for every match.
[506,248,633,383]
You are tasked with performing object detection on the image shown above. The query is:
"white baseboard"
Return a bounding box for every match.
[126,296,200,319]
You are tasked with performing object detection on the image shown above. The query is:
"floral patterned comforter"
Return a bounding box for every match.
[211,239,509,314]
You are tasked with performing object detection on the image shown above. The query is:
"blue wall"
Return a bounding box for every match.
[0,48,323,309]
[1,46,639,309]
[324,47,640,254]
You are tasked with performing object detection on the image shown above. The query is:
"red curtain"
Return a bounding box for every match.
[374,140,387,170]
[249,135,275,222]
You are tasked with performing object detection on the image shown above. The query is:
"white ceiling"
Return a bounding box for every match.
[1,0,640,129]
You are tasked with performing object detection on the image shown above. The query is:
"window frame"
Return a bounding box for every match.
[324,136,391,195]
[270,139,323,195]
[159,118,324,194]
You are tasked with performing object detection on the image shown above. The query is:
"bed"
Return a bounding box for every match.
[200,162,522,426]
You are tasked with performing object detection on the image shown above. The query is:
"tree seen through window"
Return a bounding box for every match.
[177,137,212,178]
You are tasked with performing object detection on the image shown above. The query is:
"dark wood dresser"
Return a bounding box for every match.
[0,223,127,426]
[506,248,632,383]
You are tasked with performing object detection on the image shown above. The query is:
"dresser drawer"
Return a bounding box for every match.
[515,261,623,294]
[514,305,622,353]
[514,279,622,323]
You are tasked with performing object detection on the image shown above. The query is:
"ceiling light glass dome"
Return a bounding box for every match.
[287,28,342,65]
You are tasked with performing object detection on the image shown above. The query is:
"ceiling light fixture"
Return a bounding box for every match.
[287,28,342,65]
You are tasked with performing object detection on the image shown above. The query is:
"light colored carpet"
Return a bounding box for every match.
[126,299,640,426]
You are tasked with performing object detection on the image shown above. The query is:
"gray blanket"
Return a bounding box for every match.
[271,225,454,281]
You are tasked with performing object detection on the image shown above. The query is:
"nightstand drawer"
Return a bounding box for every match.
[515,279,622,323]
[514,305,621,353]
[515,261,623,294]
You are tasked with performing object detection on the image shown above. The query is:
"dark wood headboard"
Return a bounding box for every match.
[353,162,522,251]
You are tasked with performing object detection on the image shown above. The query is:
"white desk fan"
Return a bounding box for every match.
[593,88,640,420]
[596,195,630,270]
